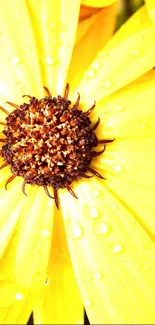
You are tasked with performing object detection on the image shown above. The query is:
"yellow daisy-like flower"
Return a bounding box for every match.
[0,0,155,324]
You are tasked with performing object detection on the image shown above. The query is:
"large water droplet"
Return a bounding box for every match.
[84,206,100,219]
[93,221,111,235]
[68,220,83,239]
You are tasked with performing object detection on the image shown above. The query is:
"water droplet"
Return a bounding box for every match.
[42,56,54,65]
[12,19,18,25]
[116,105,124,112]
[69,220,83,239]
[0,280,26,307]
[61,67,67,74]
[112,243,124,254]
[50,23,56,29]
[112,164,123,173]
[101,80,112,89]
[90,189,100,197]
[92,61,100,70]
[41,228,51,238]
[77,279,83,284]
[135,263,140,269]
[130,49,140,56]
[111,204,116,210]
[84,206,100,219]
[60,24,66,32]
[25,46,31,52]
[15,292,23,300]
[62,40,70,48]
[85,69,95,78]
[140,123,145,130]
[87,276,92,281]
[11,55,20,64]
[85,300,92,307]
[93,272,102,280]
[93,221,110,235]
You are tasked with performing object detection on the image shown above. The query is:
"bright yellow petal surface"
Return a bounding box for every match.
[26,0,80,95]
[71,5,155,105]
[0,0,44,102]
[0,287,36,325]
[145,0,155,24]
[33,210,83,324]
[60,70,155,323]
[0,186,54,292]
[81,0,117,7]
[68,2,117,91]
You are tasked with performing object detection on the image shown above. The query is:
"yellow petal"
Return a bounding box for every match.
[92,69,155,236]
[81,0,117,7]
[33,210,83,324]
[68,2,117,91]
[72,5,155,105]
[145,0,155,24]
[26,0,80,95]
[0,0,43,101]
[61,180,155,324]
[0,284,33,325]
[0,186,54,291]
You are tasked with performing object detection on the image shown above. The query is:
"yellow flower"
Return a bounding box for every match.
[0,0,155,324]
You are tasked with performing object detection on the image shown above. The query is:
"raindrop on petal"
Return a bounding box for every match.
[93,221,111,235]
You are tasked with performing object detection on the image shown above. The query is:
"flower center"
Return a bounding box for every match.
[0,84,114,208]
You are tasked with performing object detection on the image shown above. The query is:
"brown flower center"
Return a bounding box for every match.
[0,84,114,208]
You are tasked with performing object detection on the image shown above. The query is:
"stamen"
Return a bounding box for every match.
[22,94,32,99]
[74,93,80,109]
[43,86,52,97]
[6,102,21,110]
[91,117,100,131]
[85,101,96,116]
[54,188,59,210]
[0,138,6,142]
[80,173,93,179]
[98,139,115,144]
[0,121,6,126]
[0,162,8,170]
[64,83,69,99]
[0,106,9,115]
[22,179,27,196]
[43,185,54,199]
[5,174,16,189]
[88,167,106,180]
[91,146,106,157]
[66,186,78,199]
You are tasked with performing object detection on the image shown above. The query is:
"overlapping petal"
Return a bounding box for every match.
[81,0,117,7]
[70,5,155,105]
[145,0,155,25]
[33,211,83,324]
[68,2,117,90]
[60,69,155,324]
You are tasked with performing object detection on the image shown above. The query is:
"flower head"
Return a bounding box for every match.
[0,0,155,324]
